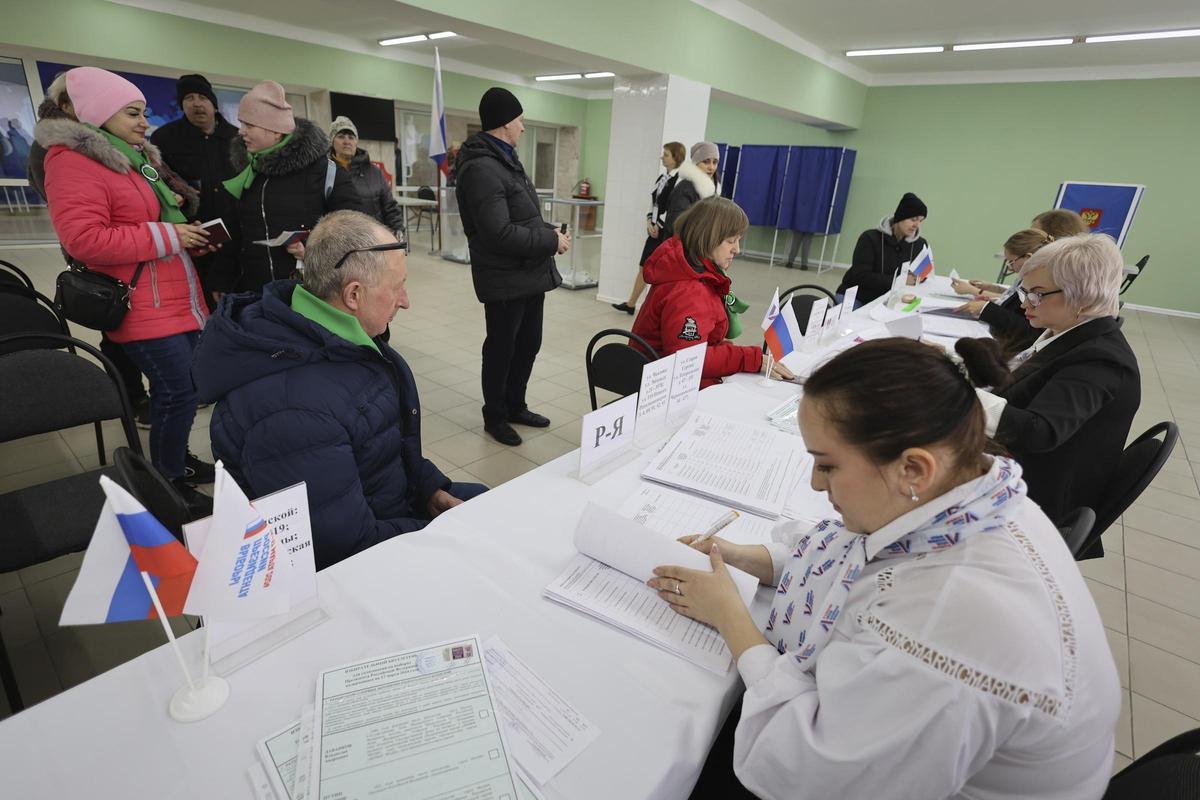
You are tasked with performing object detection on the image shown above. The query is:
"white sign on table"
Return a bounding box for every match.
[841,285,859,318]
[665,341,706,424]
[803,297,828,345]
[183,482,326,673]
[578,391,639,480]
[634,352,676,447]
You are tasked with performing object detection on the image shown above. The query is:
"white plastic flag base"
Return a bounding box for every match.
[169,675,230,722]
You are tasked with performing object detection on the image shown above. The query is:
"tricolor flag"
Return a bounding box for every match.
[184,463,291,621]
[909,245,934,282]
[760,287,782,332]
[763,300,804,362]
[429,48,449,177]
[60,476,197,625]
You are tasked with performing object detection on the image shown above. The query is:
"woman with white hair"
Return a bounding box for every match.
[957,234,1140,539]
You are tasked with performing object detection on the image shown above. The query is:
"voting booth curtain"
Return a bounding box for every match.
[716,144,856,234]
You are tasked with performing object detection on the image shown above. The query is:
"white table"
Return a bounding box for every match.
[392,190,438,252]
[0,383,810,800]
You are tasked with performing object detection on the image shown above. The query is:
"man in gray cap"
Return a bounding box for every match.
[455,87,570,446]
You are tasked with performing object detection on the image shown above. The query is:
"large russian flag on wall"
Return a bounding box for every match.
[60,476,197,625]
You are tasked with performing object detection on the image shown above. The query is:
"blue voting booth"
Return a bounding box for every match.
[715,143,856,269]
[1053,182,1145,247]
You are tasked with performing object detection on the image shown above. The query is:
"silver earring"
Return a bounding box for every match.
[909,485,919,502]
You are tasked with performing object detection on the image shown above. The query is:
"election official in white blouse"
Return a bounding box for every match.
[650,338,1120,800]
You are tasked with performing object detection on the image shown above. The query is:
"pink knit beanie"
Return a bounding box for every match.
[238,80,295,134]
[64,67,146,128]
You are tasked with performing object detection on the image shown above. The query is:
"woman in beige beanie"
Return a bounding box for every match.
[215,80,365,292]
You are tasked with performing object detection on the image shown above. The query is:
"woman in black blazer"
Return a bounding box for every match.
[958,234,1139,550]
[613,141,687,314]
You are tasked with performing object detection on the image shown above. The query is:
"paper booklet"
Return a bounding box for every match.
[253,230,310,247]
[198,217,232,247]
[641,411,810,517]
[544,502,760,675]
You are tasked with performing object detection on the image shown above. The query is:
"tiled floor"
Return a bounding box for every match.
[2,243,1198,775]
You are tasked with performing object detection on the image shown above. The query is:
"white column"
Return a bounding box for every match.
[596,75,711,304]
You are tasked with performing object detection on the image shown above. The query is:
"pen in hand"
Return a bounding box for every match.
[694,509,739,544]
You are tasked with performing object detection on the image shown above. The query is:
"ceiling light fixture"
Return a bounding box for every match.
[428,31,457,40]
[535,73,584,81]
[845,46,945,57]
[1085,28,1200,43]
[584,71,615,78]
[953,38,1073,51]
[378,34,428,46]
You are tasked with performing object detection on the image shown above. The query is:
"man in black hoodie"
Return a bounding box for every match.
[151,74,239,308]
[455,88,570,446]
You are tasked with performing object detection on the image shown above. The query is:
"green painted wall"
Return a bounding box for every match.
[579,98,613,226]
[835,79,1199,313]
[399,0,867,129]
[1,0,587,127]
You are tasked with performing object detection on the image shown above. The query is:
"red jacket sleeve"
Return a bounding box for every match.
[656,285,763,381]
[44,149,183,267]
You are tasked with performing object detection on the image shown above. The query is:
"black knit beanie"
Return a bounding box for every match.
[893,192,928,223]
[176,74,219,110]
[479,87,523,131]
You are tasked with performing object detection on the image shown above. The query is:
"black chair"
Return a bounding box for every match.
[585,328,659,411]
[780,284,836,335]
[1120,254,1149,296]
[0,284,71,356]
[1104,726,1200,798]
[1078,421,1180,559]
[0,259,34,290]
[410,185,438,232]
[113,446,192,544]
[0,334,142,712]
[1056,506,1096,558]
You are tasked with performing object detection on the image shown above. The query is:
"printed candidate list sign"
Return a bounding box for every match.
[308,636,520,800]
[665,342,706,425]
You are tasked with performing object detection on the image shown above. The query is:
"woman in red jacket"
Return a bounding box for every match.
[40,67,213,509]
[632,196,794,387]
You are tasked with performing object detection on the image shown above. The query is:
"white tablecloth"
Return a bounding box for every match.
[0,384,812,800]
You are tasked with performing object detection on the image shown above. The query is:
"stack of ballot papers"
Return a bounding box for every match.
[252,635,600,800]
[641,411,811,517]
[544,502,759,675]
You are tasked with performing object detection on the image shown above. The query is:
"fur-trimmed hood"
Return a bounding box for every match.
[229,118,330,177]
[675,159,717,200]
[35,115,168,175]
[877,215,922,243]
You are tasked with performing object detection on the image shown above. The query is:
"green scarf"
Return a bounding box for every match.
[291,284,380,354]
[222,133,293,199]
[90,125,186,224]
[724,291,748,339]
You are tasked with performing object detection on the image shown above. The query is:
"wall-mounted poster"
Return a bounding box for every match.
[1053,181,1145,248]
[0,58,37,180]
[38,60,183,130]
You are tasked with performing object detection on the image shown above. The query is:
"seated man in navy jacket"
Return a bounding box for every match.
[193,210,486,569]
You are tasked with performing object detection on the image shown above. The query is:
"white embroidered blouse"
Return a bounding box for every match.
[732,495,1121,800]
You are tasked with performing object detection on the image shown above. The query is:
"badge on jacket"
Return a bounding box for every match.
[678,316,701,341]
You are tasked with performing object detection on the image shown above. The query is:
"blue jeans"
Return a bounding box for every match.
[122,331,199,481]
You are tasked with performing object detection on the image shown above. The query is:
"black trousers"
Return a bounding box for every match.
[481,293,544,425]
[689,699,758,799]
[99,332,147,404]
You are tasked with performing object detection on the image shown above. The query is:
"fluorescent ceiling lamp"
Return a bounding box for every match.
[1085,28,1200,43]
[379,34,428,45]
[845,46,945,57]
[535,73,583,81]
[428,31,457,40]
[584,71,615,78]
[953,38,1073,51]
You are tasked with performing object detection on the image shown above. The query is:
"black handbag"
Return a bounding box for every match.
[53,260,147,332]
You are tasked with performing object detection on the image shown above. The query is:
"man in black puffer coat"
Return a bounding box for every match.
[455,87,569,447]
[214,80,364,294]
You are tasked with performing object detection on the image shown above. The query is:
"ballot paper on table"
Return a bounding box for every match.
[544,503,759,674]
[641,411,809,517]
[618,484,776,547]
[919,315,992,340]
[306,636,523,800]
[257,713,306,800]
[482,636,600,787]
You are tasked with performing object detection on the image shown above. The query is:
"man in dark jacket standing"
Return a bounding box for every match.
[193,210,486,570]
[150,74,240,308]
[455,87,569,446]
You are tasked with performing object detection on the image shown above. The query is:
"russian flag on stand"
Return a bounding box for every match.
[763,301,804,362]
[429,48,449,177]
[60,476,197,625]
[909,245,935,281]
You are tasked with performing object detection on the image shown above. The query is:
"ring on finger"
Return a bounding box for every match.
[674,580,682,596]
